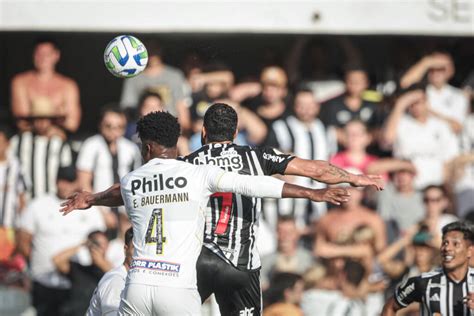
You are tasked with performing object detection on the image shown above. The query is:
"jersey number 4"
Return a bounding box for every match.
[145,208,166,255]
[211,192,233,235]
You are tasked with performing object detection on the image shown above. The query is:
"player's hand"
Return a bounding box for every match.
[310,188,350,205]
[351,174,384,191]
[463,292,474,309]
[59,190,94,216]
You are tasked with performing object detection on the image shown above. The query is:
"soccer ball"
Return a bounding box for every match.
[104,35,148,78]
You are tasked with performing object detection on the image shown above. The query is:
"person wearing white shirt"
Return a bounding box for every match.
[87,227,133,316]
[60,111,350,316]
[17,166,106,316]
[383,89,460,189]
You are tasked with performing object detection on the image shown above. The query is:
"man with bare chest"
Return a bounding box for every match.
[11,38,81,135]
[314,186,387,258]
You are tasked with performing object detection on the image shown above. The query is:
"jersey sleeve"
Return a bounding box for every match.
[394,276,424,307]
[100,275,125,315]
[204,165,284,199]
[254,146,295,175]
[76,139,96,172]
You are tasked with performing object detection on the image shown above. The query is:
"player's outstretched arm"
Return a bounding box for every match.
[59,183,123,216]
[285,157,383,190]
[282,183,350,205]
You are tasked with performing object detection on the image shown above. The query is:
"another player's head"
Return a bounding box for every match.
[33,38,60,73]
[441,221,474,272]
[202,103,238,144]
[427,52,454,88]
[136,111,180,162]
[124,227,134,268]
[99,105,126,144]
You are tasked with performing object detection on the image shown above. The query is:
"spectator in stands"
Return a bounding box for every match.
[374,160,425,233]
[120,40,192,130]
[422,185,458,246]
[54,230,111,316]
[268,88,332,229]
[240,66,292,127]
[330,119,378,174]
[263,272,304,316]
[125,91,165,140]
[17,166,106,316]
[320,66,382,145]
[76,106,141,194]
[11,38,81,134]
[383,88,459,189]
[261,216,314,289]
[0,126,26,261]
[400,52,469,134]
[86,227,133,315]
[9,100,72,201]
[314,185,387,260]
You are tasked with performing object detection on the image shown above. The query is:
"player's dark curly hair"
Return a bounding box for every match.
[442,221,474,243]
[203,103,237,143]
[136,111,180,148]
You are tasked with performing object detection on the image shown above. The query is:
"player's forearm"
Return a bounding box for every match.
[218,173,284,199]
[286,158,355,185]
[90,183,124,207]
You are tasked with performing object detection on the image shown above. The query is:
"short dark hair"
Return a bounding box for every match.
[203,103,238,143]
[265,272,302,305]
[136,111,180,148]
[138,91,163,111]
[344,64,368,76]
[144,39,163,58]
[277,215,296,223]
[0,125,13,140]
[35,37,60,50]
[87,230,107,241]
[124,227,133,246]
[423,185,448,198]
[99,104,125,123]
[57,165,77,182]
[442,221,474,243]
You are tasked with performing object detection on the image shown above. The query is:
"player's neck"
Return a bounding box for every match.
[209,140,232,145]
[446,265,468,283]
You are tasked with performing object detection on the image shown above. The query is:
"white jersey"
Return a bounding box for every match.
[87,265,127,316]
[120,158,284,289]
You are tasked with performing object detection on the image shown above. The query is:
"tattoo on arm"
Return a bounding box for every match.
[326,164,351,182]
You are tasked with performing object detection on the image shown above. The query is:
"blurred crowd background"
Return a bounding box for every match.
[0,31,473,316]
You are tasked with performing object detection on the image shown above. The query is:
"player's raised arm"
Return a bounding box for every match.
[210,169,351,205]
[59,183,123,215]
[284,157,383,190]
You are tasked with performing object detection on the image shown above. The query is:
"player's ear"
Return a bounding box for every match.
[201,126,207,140]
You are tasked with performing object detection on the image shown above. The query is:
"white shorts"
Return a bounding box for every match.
[118,283,201,316]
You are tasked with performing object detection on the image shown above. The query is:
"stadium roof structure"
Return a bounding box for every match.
[0,0,473,36]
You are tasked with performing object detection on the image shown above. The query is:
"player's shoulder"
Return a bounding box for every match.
[420,267,443,279]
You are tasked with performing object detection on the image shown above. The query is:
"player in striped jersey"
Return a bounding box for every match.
[383,221,474,316]
[61,111,350,316]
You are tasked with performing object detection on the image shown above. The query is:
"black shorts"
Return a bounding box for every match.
[197,246,261,316]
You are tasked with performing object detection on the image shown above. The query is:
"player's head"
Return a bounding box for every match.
[427,51,454,88]
[33,38,60,72]
[441,221,474,272]
[99,105,126,143]
[202,103,238,144]
[423,185,449,217]
[87,230,109,257]
[260,66,288,104]
[136,111,180,162]
[124,227,134,268]
[265,272,304,306]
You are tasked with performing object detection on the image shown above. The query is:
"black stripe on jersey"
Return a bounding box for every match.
[44,139,51,194]
[282,119,295,153]
[30,136,36,198]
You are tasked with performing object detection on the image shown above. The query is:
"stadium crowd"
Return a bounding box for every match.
[0,37,473,316]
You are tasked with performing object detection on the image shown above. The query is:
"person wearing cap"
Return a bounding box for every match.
[16,166,106,316]
[11,38,81,133]
[9,98,73,201]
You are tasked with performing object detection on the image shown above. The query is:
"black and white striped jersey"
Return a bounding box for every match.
[183,143,295,271]
[395,267,474,316]
[9,131,72,200]
[0,157,26,228]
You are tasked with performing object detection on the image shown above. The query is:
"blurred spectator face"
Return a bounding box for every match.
[33,42,60,72]
[277,219,299,253]
[344,187,364,208]
[428,53,454,88]
[57,179,77,199]
[345,70,368,97]
[33,118,53,136]
[392,170,415,192]
[206,81,228,100]
[294,91,319,123]
[407,93,428,119]
[423,187,449,217]
[100,112,126,143]
[414,245,435,267]
[285,279,304,305]
[139,95,164,117]
[260,66,288,104]
[88,232,109,256]
[344,120,370,152]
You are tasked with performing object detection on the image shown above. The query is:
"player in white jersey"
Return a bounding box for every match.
[61,111,350,316]
[86,227,133,316]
